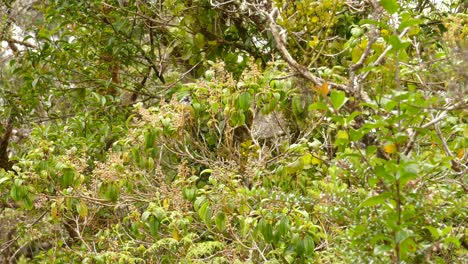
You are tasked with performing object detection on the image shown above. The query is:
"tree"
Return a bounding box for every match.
[1,0,466,262]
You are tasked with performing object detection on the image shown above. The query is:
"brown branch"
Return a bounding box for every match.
[434,119,463,172]
[4,37,36,49]
[266,8,351,94]
[0,118,14,171]
[404,101,466,155]
[360,27,410,81]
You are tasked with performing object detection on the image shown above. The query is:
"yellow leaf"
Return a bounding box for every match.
[320,82,329,96]
[313,82,329,96]
[337,130,349,140]
[163,198,170,209]
[77,201,88,219]
[383,143,397,154]
[457,148,465,159]
[311,156,322,165]
[172,228,180,240]
[51,202,58,220]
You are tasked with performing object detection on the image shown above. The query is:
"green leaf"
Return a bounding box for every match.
[292,95,305,116]
[77,201,88,218]
[359,19,389,29]
[277,216,290,237]
[359,192,391,207]
[61,168,75,188]
[351,27,363,37]
[286,158,304,174]
[198,202,212,227]
[258,219,273,243]
[0,177,9,186]
[388,35,410,51]
[10,184,21,201]
[400,238,417,254]
[107,183,120,202]
[380,0,400,14]
[215,212,227,231]
[444,236,461,248]
[194,197,206,211]
[32,77,40,89]
[144,130,156,150]
[303,235,315,256]
[335,129,349,147]
[349,128,364,141]
[182,186,197,201]
[399,162,419,185]
[236,92,251,111]
[148,216,160,236]
[308,101,328,111]
[194,33,205,48]
[295,239,305,255]
[230,110,245,126]
[330,90,347,110]
[425,226,440,239]
[100,182,119,202]
[398,18,423,31]
[200,169,213,176]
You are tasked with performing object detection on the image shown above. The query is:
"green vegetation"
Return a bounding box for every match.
[0,0,466,263]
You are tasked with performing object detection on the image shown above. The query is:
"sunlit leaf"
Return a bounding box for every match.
[330,90,347,110]
[380,0,400,14]
[383,143,397,154]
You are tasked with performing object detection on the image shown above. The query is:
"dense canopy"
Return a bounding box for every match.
[0,0,467,263]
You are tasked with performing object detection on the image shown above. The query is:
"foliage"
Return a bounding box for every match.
[0,0,467,263]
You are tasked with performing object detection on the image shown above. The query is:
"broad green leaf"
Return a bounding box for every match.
[388,35,410,51]
[308,101,328,111]
[349,128,364,141]
[295,239,305,255]
[198,202,212,227]
[400,238,417,260]
[425,226,440,239]
[258,219,273,243]
[0,177,9,186]
[194,33,205,48]
[398,18,423,31]
[215,212,227,231]
[351,27,363,37]
[148,216,160,236]
[380,0,400,14]
[303,235,315,256]
[144,130,156,150]
[292,95,305,116]
[330,90,347,110]
[77,201,88,219]
[277,216,289,237]
[230,110,245,126]
[335,130,349,146]
[359,192,391,207]
[286,158,304,174]
[182,186,197,201]
[61,168,75,188]
[107,183,120,202]
[444,236,461,248]
[194,197,206,211]
[200,169,213,176]
[236,92,251,111]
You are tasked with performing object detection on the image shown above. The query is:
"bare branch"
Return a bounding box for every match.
[404,101,466,155]
[360,27,410,81]
[266,8,351,94]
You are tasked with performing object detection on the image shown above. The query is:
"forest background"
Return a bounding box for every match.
[0,0,467,263]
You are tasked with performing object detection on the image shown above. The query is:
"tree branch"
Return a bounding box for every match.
[266,8,351,94]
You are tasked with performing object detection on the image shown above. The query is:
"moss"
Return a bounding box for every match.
[186,241,224,259]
